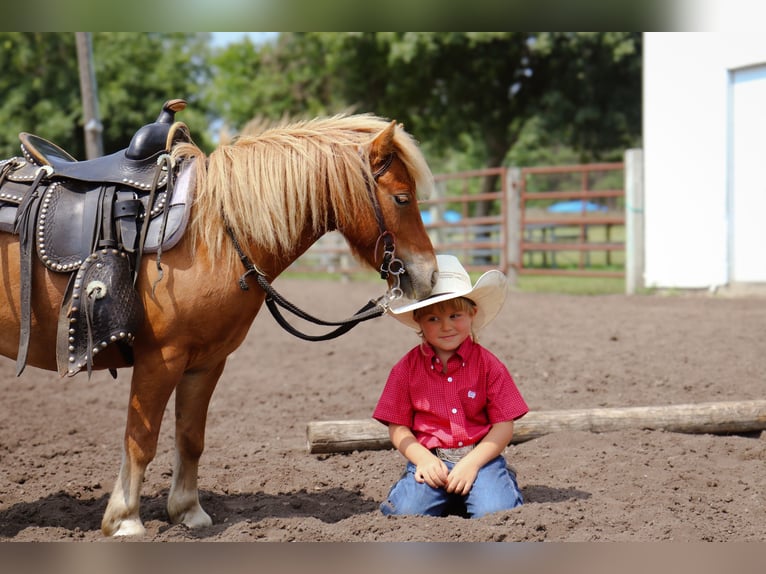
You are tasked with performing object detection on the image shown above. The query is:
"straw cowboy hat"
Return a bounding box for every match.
[389,254,508,331]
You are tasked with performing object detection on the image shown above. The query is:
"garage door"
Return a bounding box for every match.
[730,65,766,282]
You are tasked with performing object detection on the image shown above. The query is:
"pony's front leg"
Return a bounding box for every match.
[101,359,181,537]
[167,360,226,529]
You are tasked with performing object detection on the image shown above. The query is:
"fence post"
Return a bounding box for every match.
[506,167,521,285]
[428,180,445,251]
[625,149,645,294]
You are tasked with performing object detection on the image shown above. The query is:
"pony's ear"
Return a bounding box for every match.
[369,121,397,168]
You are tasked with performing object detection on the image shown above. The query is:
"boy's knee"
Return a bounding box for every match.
[380,499,401,516]
[380,484,448,517]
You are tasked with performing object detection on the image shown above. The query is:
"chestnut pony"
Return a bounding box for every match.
[0,114,437,536]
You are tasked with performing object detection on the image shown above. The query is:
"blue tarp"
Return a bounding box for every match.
[420,210,462,224]
[547,200,607,213]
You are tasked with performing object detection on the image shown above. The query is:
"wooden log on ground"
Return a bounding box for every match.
[306,399,766,454]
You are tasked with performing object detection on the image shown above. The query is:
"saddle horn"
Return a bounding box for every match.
[125,99,187,160]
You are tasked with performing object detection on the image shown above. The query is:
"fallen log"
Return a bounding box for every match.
[306,399,766,454]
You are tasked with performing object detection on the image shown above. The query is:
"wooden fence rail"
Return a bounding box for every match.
[289,162,629,279]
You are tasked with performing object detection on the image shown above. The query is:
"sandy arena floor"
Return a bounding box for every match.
[0,278,764,541]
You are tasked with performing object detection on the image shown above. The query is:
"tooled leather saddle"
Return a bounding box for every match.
[0,99,196,378]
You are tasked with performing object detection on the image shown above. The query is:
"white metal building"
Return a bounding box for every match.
[643,32,766,289]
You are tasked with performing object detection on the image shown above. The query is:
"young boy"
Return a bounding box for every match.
[373,254,528,518]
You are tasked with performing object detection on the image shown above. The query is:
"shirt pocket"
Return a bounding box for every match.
[459,381,488,421]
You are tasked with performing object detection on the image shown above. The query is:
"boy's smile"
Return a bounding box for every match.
[417,307,475,364]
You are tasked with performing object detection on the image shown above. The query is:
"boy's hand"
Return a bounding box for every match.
[445,460,479,495]
[414,455,449,488]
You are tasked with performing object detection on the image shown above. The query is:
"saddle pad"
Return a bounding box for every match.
[142,160,195,253]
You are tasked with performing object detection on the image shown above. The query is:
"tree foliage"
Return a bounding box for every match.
[0,32,642,174]
[530,32,642,161]
[0,33,81,159]
[205,32,642,170]
[0,32,213,160]
[91,32,213,153]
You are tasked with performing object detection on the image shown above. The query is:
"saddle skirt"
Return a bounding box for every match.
[0,156,195,271]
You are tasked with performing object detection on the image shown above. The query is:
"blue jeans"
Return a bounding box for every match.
[380,455,523,518]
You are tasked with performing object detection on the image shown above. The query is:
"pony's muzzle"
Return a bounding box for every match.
[399,257,438,300]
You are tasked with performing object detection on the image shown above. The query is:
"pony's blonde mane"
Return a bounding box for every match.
[172,114,433,268]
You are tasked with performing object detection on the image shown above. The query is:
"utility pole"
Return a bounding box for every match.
[75,32,103,159]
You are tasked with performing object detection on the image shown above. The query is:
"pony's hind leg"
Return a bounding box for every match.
[167,360,226,529]
[101,355,182,537]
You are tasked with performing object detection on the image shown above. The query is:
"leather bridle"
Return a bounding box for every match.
[228,153,406,341]
[367,153,405,297]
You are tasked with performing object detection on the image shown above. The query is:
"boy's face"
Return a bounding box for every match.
[415,301,475,356]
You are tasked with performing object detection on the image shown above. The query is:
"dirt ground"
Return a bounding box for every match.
[0,277,764,542]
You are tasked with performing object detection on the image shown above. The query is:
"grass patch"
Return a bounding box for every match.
[281,269,625,296]
[514,274,625,295]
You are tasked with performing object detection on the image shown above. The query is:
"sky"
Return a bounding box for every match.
[209,32,279,47]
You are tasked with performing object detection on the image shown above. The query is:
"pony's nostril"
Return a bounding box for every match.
[431,269,439,287]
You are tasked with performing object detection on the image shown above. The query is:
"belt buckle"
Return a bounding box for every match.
[434,445,474,463]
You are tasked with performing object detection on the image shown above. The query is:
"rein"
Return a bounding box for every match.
[228,153,405,342]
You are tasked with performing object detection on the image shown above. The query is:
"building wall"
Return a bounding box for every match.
[643,33,766,288]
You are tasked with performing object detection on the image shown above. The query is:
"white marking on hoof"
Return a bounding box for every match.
[179,507,213,529]
[112,519,146,537]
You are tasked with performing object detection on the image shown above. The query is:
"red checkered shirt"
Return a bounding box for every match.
[373,338,528,449]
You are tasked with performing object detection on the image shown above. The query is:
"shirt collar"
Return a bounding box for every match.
[422,337,476,365]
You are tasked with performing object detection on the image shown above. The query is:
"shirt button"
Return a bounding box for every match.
[447,377,453,382]
[451,408,458,414]
[458,441,463,447]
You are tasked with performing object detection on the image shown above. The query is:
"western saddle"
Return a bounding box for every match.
[0,98,195,378]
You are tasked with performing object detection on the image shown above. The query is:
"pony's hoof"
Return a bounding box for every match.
[178,507,213,529]
[111,518,146,537]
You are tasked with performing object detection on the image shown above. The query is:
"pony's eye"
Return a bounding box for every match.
[393,194,410,205]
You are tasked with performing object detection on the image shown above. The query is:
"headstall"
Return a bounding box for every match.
[228,153,406,341]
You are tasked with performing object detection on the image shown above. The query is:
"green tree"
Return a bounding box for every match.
[205,33,340,135]
[530,32,642,162]
[334,33,541,171]
[92,32,214,153]
[0,33,81,159]
[206,32,642,171]
[0,32,214,160]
